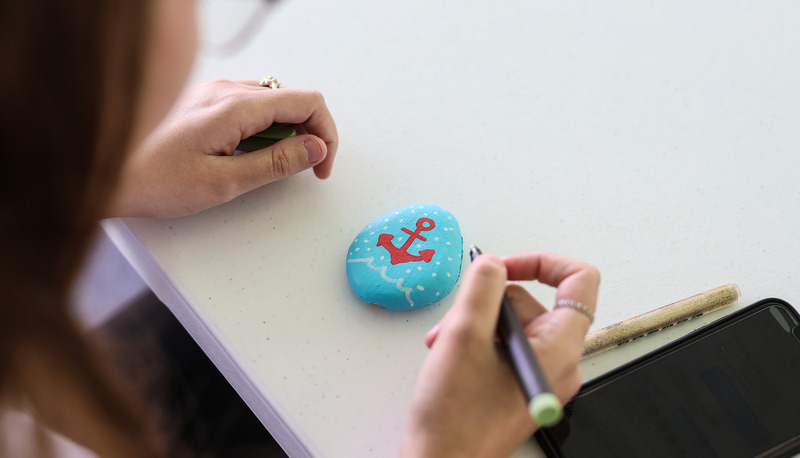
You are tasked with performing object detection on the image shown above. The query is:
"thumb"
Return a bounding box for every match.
[231,134,327,189]
[437,254,508,344]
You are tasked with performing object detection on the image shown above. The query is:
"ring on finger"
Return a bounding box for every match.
[259,75,282,89]
[554,299,595,323]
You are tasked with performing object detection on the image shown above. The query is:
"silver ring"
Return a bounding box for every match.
[554,299,595,323]
[259,76,282,89]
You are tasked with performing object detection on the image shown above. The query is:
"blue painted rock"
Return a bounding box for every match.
[346,204,464,310]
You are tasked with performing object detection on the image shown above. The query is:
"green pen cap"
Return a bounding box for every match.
[529,393,563,427]
[236,125,297,153]
[252,125,297,140]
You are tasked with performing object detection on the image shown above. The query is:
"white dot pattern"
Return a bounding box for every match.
[345,204,464,310]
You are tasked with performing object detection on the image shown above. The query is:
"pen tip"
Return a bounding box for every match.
[469,245,482,261]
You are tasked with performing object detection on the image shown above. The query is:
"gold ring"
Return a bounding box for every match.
[554,299,595,323]
[259,76,282,89]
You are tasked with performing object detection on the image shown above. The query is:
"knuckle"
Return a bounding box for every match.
[196,77,230,93]
[203,78,232,89]
[309,88,325,103]
[189,80,243,113]
[582,264,601,285]
[216,90,245,112]
[268,147,293,180]
[471,255,505,281]
[297,88,325,104]
[505,283,526,297]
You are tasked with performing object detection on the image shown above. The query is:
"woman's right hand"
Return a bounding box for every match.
[401,252,600,457]
[110,79,338,218]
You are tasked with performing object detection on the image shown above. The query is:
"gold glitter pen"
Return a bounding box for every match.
[583,284,741,358]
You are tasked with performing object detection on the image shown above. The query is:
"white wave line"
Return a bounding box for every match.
[347,257,414,307]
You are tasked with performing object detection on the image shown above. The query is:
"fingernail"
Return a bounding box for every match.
[424,323,440,348]
[304,139,323,165]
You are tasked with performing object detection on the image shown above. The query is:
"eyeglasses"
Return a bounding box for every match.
[199,0,281,56]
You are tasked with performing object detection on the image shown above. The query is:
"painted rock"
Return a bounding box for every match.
[346,204,464,310]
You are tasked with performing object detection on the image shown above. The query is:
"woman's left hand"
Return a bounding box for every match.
[109,79,338,218]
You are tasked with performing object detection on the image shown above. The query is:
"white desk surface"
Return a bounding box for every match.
[104,1,800,456]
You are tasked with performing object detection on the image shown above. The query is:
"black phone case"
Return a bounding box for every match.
[535,298,800,458]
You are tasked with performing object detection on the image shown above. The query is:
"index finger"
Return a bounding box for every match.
[503,252,600,333]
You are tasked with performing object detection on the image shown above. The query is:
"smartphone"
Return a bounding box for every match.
[535,298,800,457]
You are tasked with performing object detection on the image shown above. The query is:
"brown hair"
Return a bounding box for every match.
[0,0,165,455]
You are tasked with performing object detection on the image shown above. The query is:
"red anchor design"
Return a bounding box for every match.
[377,217,436,265]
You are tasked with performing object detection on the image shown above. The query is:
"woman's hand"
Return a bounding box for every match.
[110,79,338,218]
[401,252,600,458]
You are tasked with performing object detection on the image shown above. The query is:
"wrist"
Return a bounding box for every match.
[400,427,473,458]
